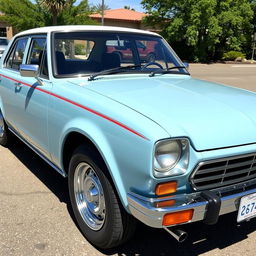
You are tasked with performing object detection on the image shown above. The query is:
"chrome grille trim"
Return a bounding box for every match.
[190,153,256,191]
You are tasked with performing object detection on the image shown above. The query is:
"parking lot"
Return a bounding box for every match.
[0,63,256,256]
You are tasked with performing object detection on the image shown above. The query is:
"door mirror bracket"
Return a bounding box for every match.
[19,64,44,86]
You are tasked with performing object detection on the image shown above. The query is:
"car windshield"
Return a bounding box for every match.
[53,32,188,78]
[0,38,8,46]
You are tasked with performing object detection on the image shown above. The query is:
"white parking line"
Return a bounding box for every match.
[232,65,256,68]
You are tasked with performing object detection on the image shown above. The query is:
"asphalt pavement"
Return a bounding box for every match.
[1,63,256,256]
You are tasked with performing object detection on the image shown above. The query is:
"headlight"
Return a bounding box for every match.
[153,138,189,177]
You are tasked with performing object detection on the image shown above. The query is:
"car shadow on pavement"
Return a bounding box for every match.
[105,213,256,256]
[8,142,256,256]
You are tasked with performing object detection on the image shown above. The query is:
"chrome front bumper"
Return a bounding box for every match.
[128,186,256,228]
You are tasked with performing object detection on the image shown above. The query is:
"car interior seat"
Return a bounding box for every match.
[101,52,121,70]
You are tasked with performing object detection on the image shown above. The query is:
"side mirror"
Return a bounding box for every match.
[183,62,189,70]
[20,64,39,77]
[20,64,43,86]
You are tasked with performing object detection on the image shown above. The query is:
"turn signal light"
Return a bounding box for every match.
[155,181,177,196]
[155,200,176,208]
[162,209,194,226]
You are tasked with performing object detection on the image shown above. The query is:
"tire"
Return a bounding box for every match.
[68,145,136,249]
[0,110,11,147]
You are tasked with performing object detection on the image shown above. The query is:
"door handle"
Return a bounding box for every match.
[14,82,22,88]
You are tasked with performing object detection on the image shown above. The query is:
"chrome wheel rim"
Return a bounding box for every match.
[74,162,106,230]
[0,113,4,138]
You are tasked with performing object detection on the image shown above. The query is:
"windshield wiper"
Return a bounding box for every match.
[149,66,187,77]
[88,65,141,81]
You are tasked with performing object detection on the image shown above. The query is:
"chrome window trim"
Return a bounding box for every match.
[3,36,30,71]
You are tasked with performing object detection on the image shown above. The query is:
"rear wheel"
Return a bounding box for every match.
[68,145,136,249]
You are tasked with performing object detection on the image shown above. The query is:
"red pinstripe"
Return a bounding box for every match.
[0,74,149,140]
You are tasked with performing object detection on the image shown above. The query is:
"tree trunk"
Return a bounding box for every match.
[52,15,58,26]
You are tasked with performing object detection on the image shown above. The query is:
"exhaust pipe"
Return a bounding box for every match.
[164,227,188,243]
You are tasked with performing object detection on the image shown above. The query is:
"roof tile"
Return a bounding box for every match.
[90,8,147,22]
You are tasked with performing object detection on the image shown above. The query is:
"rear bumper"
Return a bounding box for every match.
[128,186,256,228]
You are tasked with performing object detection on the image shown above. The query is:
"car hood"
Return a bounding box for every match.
[79,75,256,151]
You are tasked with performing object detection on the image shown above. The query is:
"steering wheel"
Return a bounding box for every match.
[142,62,164,70]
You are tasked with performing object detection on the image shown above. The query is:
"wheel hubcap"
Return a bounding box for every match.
[74,162,106,230]
[0,114,5,138]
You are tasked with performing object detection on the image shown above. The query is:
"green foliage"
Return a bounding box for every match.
[0,0,46,31]
[0,0,97,32]
[75,44,85,55]
[38,0,66,25]
[92,3,110,14]
[124,6,135,11]
[59,0,98,25]
[222,51,246,60]
[142,0,255,62]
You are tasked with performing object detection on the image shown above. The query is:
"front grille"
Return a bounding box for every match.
[190,153,256,191]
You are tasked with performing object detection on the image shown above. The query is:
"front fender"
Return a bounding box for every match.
[59,118,129,206]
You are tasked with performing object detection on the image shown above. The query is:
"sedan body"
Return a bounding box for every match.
[1,26,256,248]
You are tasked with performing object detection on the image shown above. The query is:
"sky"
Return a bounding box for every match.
[85,0,144,12]
[30,1,144,12]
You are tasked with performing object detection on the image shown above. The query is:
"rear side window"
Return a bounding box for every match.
[6,38,28,70]
[55,39,95,60]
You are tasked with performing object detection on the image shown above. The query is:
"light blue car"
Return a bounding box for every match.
[1,25,256,249]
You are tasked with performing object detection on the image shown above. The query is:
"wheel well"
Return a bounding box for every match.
[62,132,128,212]
[62,132,105,175]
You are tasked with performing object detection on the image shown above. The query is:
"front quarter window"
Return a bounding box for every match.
[6,38,28,70]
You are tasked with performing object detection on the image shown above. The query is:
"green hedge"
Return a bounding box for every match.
[222,51,246,61]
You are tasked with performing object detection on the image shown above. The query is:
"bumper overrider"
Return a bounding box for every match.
[128,178,256,229]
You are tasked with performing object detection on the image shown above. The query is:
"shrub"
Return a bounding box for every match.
[222,51,246,61]
[75,44,85,55]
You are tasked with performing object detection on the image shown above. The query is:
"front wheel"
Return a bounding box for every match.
[68,145,136,249]
[0,110,11,147]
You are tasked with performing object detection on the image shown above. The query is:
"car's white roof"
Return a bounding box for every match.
[16,25,159,37]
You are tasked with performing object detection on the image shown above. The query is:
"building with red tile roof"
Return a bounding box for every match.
[89,8,151,30]
[0,13,13,39]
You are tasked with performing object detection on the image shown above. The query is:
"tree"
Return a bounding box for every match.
[0,0,97,32]
[38,0,66,25]
[124,5,135,11]
[59,0,98,25]
[0,0,46,31]
[93,3,110,13]
[251,1,256,31]
[142,0,254,62]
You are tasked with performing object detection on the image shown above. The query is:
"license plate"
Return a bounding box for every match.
[237,193,256,222]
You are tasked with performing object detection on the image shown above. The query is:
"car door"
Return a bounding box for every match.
[15,35,52,158]
[0,37,29,133]
[1,35,52,158]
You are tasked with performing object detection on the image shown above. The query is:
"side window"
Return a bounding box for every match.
[27,38,48,79]
[6,38,28,70]
[106,39,135,65]
[55,39,94,60]
[27,38,46,65]
[41,52,48,78]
